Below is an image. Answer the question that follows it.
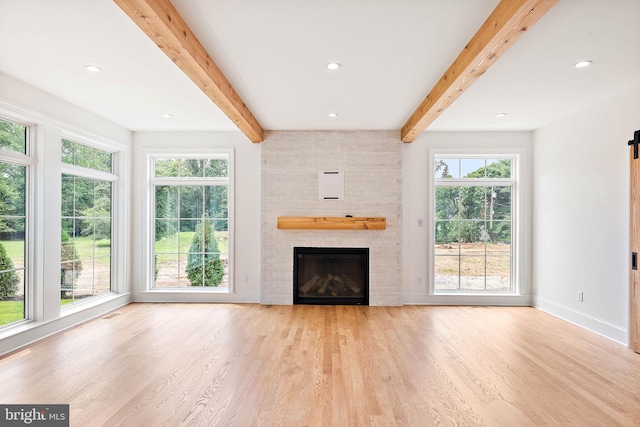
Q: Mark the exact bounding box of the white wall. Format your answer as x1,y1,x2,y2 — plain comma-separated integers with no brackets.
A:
0,73,132,356
403,131,533,305
131,131,261,302
533,85,640,344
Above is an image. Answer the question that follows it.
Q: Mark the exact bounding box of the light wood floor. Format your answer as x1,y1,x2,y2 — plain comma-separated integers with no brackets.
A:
1,304,640,426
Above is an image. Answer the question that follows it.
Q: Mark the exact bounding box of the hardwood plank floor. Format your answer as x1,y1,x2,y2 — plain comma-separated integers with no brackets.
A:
1,304,640,426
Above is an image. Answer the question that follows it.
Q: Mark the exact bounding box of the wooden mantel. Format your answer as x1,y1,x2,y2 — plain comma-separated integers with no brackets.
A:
277,216,386,230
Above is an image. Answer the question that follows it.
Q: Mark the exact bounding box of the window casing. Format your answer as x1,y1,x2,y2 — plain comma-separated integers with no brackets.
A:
432,155,518,294
61,138,116,304
150,154,233,292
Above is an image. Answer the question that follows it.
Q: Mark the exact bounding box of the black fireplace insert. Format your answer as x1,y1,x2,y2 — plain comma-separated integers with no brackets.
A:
293,247,369,305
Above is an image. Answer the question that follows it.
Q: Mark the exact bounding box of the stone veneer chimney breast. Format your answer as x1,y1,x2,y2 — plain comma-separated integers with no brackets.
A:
261,131,402,305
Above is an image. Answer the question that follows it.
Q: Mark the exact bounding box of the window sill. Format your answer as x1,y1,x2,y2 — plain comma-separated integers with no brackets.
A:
0,319,36,342
61,292,129,317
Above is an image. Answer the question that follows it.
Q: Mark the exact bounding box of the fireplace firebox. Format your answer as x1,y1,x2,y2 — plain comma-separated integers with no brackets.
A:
293,247,369,305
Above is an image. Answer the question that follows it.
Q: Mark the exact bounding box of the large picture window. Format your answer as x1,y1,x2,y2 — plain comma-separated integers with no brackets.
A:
61,139,115,304
433,156,516,293
151,155,232,291
0,118,30,327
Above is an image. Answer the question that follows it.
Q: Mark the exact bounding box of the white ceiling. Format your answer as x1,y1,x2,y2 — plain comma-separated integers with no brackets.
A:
0,0,639,136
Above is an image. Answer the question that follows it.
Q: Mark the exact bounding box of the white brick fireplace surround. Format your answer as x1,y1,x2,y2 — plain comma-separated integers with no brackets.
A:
261,131,403,305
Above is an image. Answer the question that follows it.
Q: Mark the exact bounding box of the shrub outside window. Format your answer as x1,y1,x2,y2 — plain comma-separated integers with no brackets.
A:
152,156,232,291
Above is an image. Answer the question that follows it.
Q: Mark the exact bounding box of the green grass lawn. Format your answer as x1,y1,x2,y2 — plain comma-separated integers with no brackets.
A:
155,231,195,251
70,237,111,259
0,239,25,266
0,300,24,326
0,299,74,327
1,235,112,268
1,230,228,266
155,231,228,261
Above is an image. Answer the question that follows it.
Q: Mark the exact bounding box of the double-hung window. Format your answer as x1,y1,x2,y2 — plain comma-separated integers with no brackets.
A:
151,154,232,291
433,156,517,293
61,138,115,304
0,118,32,327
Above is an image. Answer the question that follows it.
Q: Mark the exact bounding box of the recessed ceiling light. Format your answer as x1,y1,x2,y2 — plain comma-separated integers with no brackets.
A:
495,112,507,118
328,112,338,118
161,113,173,118
326,63,341,70
573,60,593,69
84,65,102,72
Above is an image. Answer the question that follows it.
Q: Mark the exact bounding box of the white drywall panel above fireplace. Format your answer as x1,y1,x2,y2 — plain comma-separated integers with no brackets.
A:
261,131,403,305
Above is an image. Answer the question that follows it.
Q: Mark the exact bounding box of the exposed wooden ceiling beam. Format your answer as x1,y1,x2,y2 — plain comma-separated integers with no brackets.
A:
401,0,558,143
114,0,264,143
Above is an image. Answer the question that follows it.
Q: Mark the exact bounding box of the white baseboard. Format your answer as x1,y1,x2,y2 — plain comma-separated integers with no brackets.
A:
532,295,628,346
133,290,260,303
404,293,532,306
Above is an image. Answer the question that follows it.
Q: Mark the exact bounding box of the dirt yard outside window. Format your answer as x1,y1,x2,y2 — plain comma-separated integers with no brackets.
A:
435,242,511,291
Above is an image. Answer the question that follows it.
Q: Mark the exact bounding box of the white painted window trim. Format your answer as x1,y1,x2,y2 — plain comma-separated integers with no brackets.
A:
428,149,526,297
0,150,37,167
144,149,235,294
0,99,131,354
60,164,118,182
